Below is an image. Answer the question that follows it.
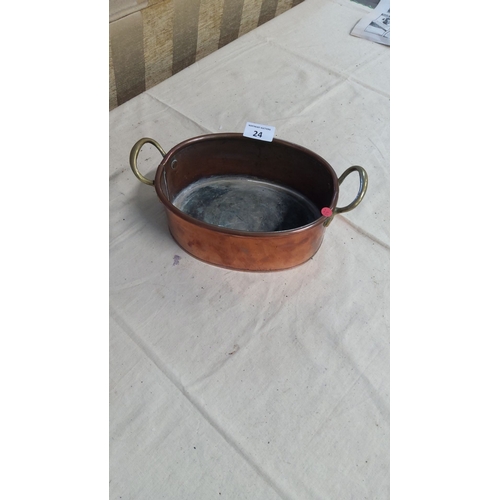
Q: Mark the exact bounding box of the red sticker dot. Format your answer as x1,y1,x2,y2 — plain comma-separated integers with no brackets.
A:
321,207,333,217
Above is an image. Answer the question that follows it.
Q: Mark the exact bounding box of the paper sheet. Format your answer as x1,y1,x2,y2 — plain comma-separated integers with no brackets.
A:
351,0,390,46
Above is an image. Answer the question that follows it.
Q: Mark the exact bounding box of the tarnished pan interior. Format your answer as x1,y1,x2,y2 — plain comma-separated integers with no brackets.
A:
172,175,321,232
157,135,337,233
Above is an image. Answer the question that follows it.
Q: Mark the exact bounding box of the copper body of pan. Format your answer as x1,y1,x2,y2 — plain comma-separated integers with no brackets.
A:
130,133,367,271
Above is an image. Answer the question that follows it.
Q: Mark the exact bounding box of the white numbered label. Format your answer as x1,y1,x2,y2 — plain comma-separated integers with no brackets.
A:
243,122,275,142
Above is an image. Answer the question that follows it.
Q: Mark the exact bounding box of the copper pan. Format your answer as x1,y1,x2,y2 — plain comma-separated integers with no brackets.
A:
129,133,367,271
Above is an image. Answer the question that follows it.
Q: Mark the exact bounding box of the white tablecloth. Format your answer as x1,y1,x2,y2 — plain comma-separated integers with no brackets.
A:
109,0,389,497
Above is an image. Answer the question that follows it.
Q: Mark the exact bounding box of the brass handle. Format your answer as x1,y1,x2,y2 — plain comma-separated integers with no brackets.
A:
129,138,167,186
324,166,368,227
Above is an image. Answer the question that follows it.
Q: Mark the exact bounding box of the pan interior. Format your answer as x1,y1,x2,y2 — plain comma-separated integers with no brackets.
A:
172,175,320,232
